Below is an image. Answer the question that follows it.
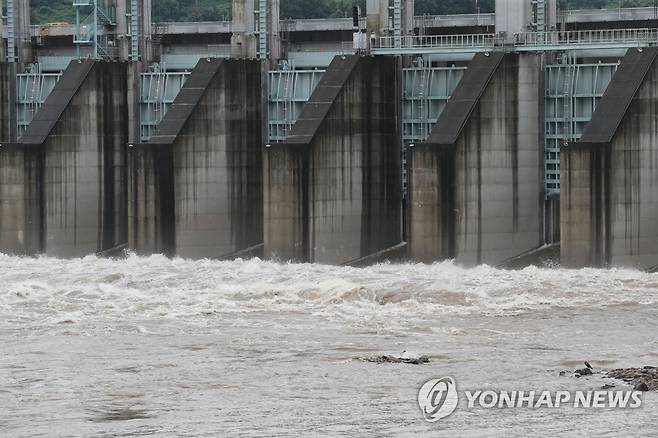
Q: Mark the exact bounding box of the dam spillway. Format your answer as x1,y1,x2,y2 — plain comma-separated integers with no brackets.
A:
1,1,658,269
1,60,128,257
264,55,401,265
129,58,263,259
408,52,543,266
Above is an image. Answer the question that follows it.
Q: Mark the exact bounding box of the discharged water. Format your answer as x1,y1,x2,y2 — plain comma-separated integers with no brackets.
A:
1,254,657,436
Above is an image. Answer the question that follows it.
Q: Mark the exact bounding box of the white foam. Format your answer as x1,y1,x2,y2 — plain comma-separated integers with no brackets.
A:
0,253,657,333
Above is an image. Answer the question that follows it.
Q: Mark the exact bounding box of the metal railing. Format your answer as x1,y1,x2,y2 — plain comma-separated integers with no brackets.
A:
374,33,498,50
514,28,658,46
372,28,658,52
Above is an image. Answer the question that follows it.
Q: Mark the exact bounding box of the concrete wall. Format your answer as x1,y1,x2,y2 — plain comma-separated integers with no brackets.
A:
129,59,263,259
264,55,401,264
456,54,543,265
0,61,129,257
128,144,174,255
367,0,389,35
607,62,658,268
562,48,658,269
41,62,128,257
407,145,454,262
0,63,17,142
263,145,307,261
0,145,41,254
231,0,256,58
495,0,533,42
403,0,415,37
560,143,606,267
408,53,544,266
11,0,33,63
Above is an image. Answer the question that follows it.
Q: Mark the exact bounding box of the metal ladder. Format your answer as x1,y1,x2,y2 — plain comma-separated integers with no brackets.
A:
28,66,40,117
129,0,140,61
393,0,402,48
561,53,576,143
414,59,430,141
256,0,268,60
6,0,16,62
281,65,295,138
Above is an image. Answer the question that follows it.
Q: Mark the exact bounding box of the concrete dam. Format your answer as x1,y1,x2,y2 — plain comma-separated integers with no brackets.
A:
2,0,658,270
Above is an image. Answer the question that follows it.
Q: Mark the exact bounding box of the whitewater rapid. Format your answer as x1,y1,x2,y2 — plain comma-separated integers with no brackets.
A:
1,254,657,436
2,254,658,328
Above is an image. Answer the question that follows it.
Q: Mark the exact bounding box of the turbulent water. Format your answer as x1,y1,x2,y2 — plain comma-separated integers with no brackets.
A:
1,254,657,436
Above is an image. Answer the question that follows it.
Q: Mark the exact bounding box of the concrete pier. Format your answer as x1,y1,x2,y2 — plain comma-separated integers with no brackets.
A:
561,47,658,269
264,55,401,264
129,59,263,259
231,0,256,58
0,60,128,257
408,52,543,265
0,63,17,142
5,4,658,267
0,144,41,254
367,0,389,36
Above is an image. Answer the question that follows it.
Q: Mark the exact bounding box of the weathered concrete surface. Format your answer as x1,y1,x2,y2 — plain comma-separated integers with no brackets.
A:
129,59,263,259
497,244,560,270
231,0,256,58
367,0,389,35
128,144,174,255
264,55,402,264
562,47,658,269
0,144,41,254
264,144,307,261
0,64,35,254
560,143,606,268
0,60,128,257
0,63,17,142
41,62,128,257
408,53,544,266
407,144,455,262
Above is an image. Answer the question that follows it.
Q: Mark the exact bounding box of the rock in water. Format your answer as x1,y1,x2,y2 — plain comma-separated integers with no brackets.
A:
356,354,430,365
575,367,593,377
607,367,658,391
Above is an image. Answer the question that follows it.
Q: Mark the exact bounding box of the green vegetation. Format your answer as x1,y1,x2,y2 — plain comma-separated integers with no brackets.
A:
148,0,231,22
31,0,75,24
28,0,658,25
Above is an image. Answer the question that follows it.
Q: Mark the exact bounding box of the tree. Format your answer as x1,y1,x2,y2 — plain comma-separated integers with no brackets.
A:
28,0,658,24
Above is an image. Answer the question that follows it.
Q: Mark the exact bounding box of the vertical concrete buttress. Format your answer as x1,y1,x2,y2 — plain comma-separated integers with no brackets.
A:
403,0,415,38
408,53,544,266
0,60,129,257
0,63,17,142
0,144,41,255
232,0,256,58
495,0,533,43
367,0,389,36
264,55,402,265
562,47,658,269
15,0,33,63
129,59,263,259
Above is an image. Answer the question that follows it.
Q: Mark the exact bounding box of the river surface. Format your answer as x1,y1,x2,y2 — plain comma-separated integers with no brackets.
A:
1,254,657,437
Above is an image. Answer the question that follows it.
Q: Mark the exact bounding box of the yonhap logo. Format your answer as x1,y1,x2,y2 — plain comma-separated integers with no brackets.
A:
418,377,459,422
417,376,643,423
